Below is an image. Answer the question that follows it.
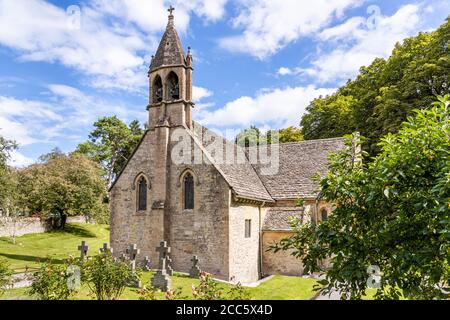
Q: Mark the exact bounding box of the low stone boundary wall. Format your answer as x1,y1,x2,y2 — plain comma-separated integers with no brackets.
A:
0,217,51,237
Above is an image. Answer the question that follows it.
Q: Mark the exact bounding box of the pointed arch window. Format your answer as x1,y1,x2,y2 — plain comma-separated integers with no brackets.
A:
320,208,328,222
184,173,194,210
167,72,180,101
138,177,148,211
153,75,163,103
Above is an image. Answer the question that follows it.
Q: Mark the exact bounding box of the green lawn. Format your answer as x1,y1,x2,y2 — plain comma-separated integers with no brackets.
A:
0,223,319,300
1,272,318,300
0,223,109,271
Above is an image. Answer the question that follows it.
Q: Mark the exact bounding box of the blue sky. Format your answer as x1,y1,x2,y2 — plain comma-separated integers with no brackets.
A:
0,0,449,166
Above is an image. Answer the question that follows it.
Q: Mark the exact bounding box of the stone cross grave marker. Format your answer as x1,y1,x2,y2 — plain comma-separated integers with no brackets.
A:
77,241,89,260
166,255,174,276
151,241,171,291
126,244,141,288
99,243,113,254
126,244,140,270
189,255,201,278
143,256,151,271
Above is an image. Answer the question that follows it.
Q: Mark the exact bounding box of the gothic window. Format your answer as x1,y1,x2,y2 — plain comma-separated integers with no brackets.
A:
153,75,163,103
184,173,194,210
167,71,180,101
321,208,328,222
245,219,251,238
138,177,147,211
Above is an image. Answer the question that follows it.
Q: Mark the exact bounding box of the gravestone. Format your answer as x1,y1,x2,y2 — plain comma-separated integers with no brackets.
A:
99,243,113,254
143,256,151,271
189,255,201,278
126,244,141,288
77,241,89,260
151,241,171,291
166,255,174,276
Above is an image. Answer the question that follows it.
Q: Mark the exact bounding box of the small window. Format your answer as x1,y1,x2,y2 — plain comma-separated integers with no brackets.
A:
321,209,328,221
184,173,194,210
138,177,147,211
245,219,251,238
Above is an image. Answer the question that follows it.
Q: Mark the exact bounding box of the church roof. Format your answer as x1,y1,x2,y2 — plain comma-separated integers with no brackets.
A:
192,122,274,202
249,138,346,200
262,207,306,231
192,123,345,202
150,13,186,71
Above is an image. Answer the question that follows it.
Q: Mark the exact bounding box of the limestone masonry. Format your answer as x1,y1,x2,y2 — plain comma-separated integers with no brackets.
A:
109,10,345,283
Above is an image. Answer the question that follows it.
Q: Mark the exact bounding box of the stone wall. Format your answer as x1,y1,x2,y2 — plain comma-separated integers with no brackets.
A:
262,231,304,276
228,202,262,283
110,128,231,280
0,217,51,237
167,158,230,280
110,131,162,268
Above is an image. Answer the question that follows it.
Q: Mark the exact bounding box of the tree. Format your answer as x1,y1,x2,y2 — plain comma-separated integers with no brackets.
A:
300,18,450,156
0,136,19,219
235,125,304,147
18,153,109,225
0,258,12,296
274,96,450,300
75,117,144,186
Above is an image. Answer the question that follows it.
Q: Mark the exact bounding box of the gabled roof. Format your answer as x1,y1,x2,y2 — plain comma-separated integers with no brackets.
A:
192,122,274,202
150,14,186,71
262,207,306,231
250,138,345,200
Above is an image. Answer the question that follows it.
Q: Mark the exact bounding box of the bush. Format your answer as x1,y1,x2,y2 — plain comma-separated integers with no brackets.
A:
0,258,12,296
29,262,77,300
83,252,133,300
192,272,224,300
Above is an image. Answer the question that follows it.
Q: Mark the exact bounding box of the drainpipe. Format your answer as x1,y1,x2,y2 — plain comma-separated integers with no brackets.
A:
259,202,265,279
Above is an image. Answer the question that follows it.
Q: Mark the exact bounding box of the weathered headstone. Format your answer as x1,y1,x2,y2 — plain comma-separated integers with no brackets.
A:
126,244,141,288
143,256,151,271
126,244,140,270
77,241,89,260
166,255,174,276
189,255,201,278
99,243,113,254
151,241,171,291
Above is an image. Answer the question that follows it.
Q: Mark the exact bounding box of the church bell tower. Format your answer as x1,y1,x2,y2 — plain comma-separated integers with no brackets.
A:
147,6,194,130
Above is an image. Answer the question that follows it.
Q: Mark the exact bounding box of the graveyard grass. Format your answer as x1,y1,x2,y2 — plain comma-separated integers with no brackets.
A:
0,223,110,271
0,223,319,300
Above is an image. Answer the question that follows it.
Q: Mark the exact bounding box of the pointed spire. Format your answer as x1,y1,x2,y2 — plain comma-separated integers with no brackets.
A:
149,6,186,71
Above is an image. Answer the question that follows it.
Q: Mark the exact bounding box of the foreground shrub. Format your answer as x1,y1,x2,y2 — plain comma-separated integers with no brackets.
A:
273,96,450,300
83,252,133,300
29,262,76,300
0,258,12,296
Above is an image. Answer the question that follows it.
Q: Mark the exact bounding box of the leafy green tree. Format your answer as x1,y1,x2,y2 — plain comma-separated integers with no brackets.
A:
301,95,355,140
236,125,304,147
75,117,144,186
301,18,450,156
274,96,450,300
18,153,108,224
0,136,19,218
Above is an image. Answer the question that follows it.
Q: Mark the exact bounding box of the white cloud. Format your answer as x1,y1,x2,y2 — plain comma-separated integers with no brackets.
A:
0,84,147,163
302,4,423,83
277,67,293,76
197,85,336,128
0,0,229,92
193,86,213,102
219,0,363,59
8,150,34,168
0,96,63,145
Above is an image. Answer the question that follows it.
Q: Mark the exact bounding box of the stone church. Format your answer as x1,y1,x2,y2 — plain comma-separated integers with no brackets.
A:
109,10,345,283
